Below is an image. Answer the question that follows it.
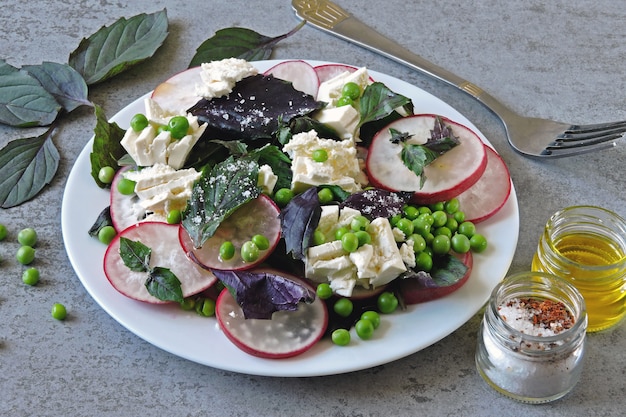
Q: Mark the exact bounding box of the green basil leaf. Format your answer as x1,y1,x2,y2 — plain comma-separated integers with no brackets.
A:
401,143,438,188
88,206,113,237
23,62,92,113
69,9,169,85
358,82,413,128
90,104,127,188
145,267,183,303
182,156,261,248
0,59,61,127
0,128,60,208
119,237,151,272
189,21,305,68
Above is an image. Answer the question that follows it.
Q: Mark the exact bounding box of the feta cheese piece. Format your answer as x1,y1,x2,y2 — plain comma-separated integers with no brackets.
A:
316,67,370,107
400,241,416,268
368,217,407,287
313,105,359,140
195,58,258,99
120,99,206,170
283,130,367,193
257,164,278,195
123,163,200,216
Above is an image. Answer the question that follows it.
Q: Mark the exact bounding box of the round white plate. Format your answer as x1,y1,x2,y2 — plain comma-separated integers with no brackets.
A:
62,60,519,377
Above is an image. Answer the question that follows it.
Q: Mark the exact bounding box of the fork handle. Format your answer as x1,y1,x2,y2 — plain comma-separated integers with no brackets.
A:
312,14,516,121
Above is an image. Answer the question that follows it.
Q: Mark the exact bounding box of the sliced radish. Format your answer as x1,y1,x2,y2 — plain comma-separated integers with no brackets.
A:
179,194,281,271
104,222,217,303
110,166,148,232
399,251,473,305
314,63,360,84
264,60,320,97
151,67,203,115
215,269,328,359
366,114,487,205
456,145,512,223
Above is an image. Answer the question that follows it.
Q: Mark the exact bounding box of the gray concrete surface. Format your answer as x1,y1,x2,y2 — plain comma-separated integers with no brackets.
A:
1,1,624,416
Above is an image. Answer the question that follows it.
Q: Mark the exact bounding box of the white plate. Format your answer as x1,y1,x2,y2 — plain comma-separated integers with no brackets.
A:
62,60,519,377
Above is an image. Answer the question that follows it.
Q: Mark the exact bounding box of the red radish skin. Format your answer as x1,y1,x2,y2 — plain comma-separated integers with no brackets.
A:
179,194,281,271
366,114,487,205
400,251,473,305
264,60,320,97
104,222,217,303
455,145,512,223
215,270,328,359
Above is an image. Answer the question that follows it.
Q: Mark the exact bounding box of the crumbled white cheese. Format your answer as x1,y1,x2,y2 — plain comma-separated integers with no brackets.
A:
195,58,258,99
316,67,370,107
304,209,406,297
120,99,206,170
283,130,367,193
123,163,200,217
257,164,278,195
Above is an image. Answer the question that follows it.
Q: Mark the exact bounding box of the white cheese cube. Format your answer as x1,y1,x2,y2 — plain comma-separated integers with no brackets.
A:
316,67,370,107
195,58,258,99
313,105,359,140
367,217,407,287
257,164,278,195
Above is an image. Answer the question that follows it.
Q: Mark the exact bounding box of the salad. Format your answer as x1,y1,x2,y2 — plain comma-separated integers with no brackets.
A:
87,58,512,360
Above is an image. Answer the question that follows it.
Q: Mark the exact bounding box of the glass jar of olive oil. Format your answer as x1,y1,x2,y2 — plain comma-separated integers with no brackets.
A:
532,206,626,332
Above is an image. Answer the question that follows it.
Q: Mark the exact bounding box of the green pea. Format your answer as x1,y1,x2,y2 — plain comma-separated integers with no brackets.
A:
453,211,466,223
333,298,354,317
130,113,148,131
51,303,67,320
17,228,37,247
445,217,458,234
251,234,270,250
22,267,40,286
451,233,471,254
16,246,35,265
273,188,294,207
355,319,375,340
470,234,488,253
331,328,351,346
377,291,398,314
313,230,326,246
166,209,182,224
458,221,476,238
180,298,196,311
355,230,371,246
432,234,451,255
316,283,333,300
98,166,116,184
417,212,434,226
415,251,433,272
389,213,402,227
341,232,359,253
350,215,370,232
444,198,460,214
412,217,432,237
341,82,361,100
403,205,420,220
430,202,445,212
0,224,7,241
240,241,260,262
334,226,350,240
317,188,334,204
98,226,116,245
336,96,353,107
311,148,328,162
434,226,452,238
395,218,414,238
168,115,190,139
195,298,216,317
409,234,427,252
117,178,136,195
219,241,236,261
432,210,448,228
361,310,380,329
418,206,432,215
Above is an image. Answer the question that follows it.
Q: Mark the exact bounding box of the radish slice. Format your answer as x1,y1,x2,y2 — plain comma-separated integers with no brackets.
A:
151,67,203,115
110,166,148,232
216,269,328,359
456,145,512,223
179,194,281,271
314,63,360,83
264,60,320,97
399,251,473,305
104,222,217,303
366,114,487,205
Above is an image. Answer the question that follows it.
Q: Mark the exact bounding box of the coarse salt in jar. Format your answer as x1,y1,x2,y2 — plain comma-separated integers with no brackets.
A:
475,271,587,403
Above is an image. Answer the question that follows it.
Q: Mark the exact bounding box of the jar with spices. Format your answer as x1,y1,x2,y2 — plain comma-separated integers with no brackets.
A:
475,271,587,404
531,205,626,332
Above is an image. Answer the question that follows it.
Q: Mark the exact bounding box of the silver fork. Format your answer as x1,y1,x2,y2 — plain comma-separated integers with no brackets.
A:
292,0,626,158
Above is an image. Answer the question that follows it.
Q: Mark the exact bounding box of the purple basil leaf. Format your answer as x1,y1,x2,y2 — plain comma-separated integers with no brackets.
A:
402,254,468,288
278,187,321,260
340,188,412,219
212,269,315,319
